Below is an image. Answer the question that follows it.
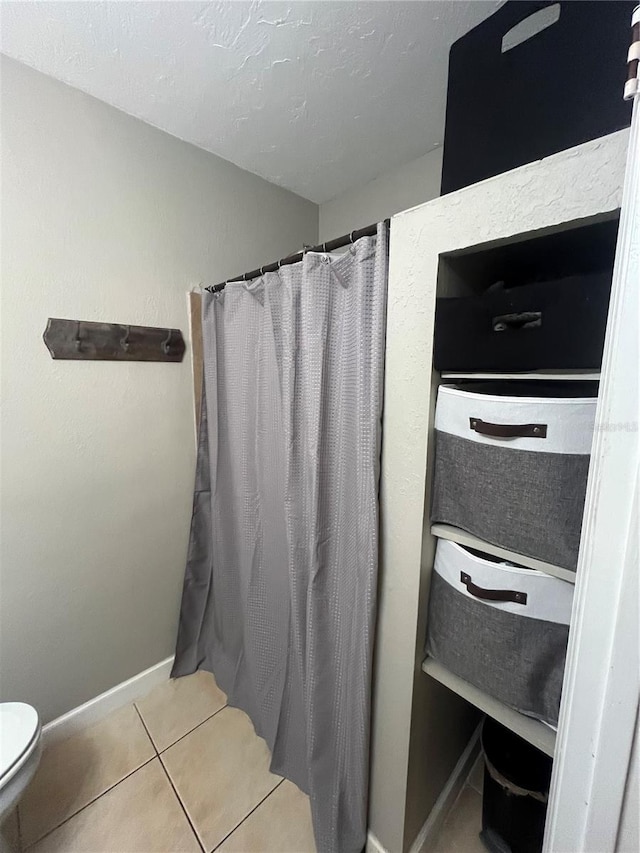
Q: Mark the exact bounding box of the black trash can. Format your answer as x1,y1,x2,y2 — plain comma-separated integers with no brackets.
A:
480,718,553,853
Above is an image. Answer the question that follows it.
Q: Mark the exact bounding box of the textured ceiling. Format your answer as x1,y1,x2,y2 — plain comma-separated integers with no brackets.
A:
0,1,501,203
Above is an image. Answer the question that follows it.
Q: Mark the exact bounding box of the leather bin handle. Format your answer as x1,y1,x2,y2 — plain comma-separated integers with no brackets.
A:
469,418,547,439
492,311,542,332
460,572,528,605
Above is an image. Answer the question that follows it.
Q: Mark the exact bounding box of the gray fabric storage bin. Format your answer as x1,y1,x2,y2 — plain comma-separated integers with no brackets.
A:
431,382,598,570
426,539,573,726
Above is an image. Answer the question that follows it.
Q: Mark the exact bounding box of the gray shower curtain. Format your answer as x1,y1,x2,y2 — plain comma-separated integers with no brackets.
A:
172,224,388,853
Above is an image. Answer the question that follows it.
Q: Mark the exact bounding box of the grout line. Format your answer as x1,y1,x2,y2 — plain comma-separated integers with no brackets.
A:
157,751,206,853
132,702,160,755
23,696,265,853
211,778,286,852
22,756,157,851
22,694,227,852
157,703,229,755
131,699,208,847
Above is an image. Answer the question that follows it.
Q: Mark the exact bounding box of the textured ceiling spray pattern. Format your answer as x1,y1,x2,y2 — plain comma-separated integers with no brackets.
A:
1,1,501,202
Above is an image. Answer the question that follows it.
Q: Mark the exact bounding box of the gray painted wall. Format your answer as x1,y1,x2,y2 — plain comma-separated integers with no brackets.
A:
0,56,318,723
319,147,443,242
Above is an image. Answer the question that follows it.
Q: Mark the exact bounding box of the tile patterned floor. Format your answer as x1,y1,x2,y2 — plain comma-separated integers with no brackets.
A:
15,673,316,853
9,673,485,853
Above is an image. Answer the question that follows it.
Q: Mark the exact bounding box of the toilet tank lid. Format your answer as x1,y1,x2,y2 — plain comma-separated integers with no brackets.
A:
0,703,40,778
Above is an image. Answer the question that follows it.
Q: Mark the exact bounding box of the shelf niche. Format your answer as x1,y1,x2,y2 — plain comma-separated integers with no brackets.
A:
436,213,620,299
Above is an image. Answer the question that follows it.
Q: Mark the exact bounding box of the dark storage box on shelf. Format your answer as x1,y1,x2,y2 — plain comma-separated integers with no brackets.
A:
441,0,634,195
425,540,573,727
431,381,598,570
434,273,610,372
434,218,617,372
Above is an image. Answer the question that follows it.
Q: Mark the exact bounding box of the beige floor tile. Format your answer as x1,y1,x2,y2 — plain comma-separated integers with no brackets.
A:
1,808,20,850
433,786,485,853
28,759,200,853
162,706,281,852
136,671,226,752
468,755,485,794
19,703,155,848
218,780,316,853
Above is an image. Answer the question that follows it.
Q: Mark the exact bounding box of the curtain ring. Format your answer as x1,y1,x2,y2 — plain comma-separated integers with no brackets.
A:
322,242,327,252
75,321,83,353
350,231,356,244
277,258,282,269
120,324,131,352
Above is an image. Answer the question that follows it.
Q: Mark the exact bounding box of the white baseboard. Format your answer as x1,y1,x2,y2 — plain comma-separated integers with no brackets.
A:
366,831,389,853
43,656,174,745
408,724,483,853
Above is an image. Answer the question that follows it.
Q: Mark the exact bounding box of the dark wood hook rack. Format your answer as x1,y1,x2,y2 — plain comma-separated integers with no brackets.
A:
43,318,186,362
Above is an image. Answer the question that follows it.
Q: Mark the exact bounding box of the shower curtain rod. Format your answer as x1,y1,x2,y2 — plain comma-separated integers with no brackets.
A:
205,219,390,293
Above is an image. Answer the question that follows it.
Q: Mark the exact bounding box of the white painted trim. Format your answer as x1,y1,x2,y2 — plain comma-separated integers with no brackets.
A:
409,725,482,853
441,371,601,382
366,831,389,853
423,658,556,756
544,100,640,853
42,657,174,746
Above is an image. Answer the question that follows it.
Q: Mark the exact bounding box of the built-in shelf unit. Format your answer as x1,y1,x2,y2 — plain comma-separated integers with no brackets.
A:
430,524,577,584
440,371,600,382
424,205,619,767
370,129,630,853
421,658,556,758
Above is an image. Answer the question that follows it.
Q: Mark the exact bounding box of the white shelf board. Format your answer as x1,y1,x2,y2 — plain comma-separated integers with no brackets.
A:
422,658,557,757
430,523,576,584
440,371,600,381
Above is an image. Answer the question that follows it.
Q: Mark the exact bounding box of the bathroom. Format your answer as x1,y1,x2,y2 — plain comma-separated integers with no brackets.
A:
0,2,638,853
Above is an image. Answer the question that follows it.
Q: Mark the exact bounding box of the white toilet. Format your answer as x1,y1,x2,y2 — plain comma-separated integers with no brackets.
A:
0,703,42,851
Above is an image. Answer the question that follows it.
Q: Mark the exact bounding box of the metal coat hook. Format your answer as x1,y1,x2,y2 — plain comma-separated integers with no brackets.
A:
162,328,174,355
120,325,131,352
